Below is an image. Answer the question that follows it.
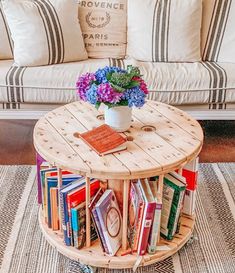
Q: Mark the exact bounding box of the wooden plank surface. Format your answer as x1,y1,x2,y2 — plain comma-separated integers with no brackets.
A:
34,101,203,179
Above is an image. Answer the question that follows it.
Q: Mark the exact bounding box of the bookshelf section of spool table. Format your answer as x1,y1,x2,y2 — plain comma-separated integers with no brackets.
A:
34,100,204,269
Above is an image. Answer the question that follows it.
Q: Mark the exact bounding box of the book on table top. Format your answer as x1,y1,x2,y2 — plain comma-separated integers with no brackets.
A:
160,172,186,240
94,189,122,256
147,177,162,254
79,124,127,156
137,179,156,256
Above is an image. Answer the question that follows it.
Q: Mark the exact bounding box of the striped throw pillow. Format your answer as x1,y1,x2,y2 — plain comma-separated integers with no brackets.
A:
2,0,88,66
0,3,13,60
202,0,235,63
127,0,202,62
78,0,127,59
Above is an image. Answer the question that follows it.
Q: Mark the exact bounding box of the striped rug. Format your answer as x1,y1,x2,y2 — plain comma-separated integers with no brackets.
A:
0,164,235,273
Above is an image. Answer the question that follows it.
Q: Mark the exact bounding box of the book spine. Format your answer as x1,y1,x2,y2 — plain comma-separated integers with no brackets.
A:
137,202,156,255
147,203,162,254
90,213,105,252
133,200,144,252
92,208,109,254
71,208,79,248
36,153,45,204
172,190,185,236
60,191,71,246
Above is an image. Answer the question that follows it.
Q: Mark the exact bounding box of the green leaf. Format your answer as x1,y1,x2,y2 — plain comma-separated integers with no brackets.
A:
95,101,101,110
125,81,140,89
110,83,125,93
106,72,113,81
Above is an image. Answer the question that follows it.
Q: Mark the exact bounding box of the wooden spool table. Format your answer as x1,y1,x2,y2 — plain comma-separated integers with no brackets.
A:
33,100,203,269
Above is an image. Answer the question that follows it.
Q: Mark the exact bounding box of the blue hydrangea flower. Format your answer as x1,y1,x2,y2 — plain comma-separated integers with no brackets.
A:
122,87,146,108
86,84,98,105
95,66,125,84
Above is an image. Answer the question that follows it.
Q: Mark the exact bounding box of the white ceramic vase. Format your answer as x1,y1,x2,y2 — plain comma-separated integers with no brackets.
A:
104,106,132,132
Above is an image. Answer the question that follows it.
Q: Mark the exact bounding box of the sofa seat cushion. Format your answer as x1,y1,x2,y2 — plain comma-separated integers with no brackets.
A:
0,59,131,105
136,60,235,109
0,59,235,110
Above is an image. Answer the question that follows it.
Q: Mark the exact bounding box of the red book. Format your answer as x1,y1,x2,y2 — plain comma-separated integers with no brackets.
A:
182,157,199,191
136,179,156,255
78,124,127,156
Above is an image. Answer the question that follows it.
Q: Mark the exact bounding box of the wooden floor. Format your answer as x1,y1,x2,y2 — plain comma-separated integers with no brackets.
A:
0,120,235,165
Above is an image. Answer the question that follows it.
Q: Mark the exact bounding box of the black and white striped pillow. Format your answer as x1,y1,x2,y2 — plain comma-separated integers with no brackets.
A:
127,0,202,62
2,0,88,66
202,0,235,63
0,3,13,60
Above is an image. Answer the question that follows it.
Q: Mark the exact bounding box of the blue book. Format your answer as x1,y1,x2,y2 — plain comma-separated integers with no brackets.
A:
46,177,78,228
60,179,85,246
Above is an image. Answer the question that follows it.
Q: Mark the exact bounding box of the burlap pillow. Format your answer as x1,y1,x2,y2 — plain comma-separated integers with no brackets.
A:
0,3,13,60
78,0,127,59
3,0,88,66
127,0,202,62
202,0,235,63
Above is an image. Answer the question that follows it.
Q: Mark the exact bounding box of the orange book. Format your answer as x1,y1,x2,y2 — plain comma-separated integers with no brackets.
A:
50,188,59,231
79,124,127,156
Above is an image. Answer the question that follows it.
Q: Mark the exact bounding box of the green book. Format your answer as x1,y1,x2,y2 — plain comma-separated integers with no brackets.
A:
160,172,186,240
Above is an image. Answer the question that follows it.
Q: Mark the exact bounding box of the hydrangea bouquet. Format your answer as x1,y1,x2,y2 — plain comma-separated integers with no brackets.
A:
76,65,149,109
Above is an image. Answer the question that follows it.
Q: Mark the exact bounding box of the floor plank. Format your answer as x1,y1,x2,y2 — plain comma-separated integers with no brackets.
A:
0,120,234,164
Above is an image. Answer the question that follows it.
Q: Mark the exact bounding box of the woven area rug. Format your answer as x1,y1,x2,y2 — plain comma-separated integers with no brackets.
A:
0,164,235,273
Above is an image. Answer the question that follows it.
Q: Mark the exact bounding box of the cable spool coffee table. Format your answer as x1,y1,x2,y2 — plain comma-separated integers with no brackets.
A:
34,100,203,270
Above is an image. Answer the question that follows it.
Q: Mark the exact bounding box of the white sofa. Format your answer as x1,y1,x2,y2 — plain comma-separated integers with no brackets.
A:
1,0,235,120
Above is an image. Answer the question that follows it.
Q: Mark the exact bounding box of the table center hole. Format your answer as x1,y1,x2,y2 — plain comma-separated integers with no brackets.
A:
96,114,104,120
141,125,156,132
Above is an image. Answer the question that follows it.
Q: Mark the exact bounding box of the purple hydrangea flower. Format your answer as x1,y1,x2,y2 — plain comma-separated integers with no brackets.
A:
76,72,96,101
97,83,122,104
122,87,146,107
86,84,98,105
95,66,125,84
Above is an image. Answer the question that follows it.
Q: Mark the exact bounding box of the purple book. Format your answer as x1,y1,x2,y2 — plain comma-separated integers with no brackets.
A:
36,152,46,204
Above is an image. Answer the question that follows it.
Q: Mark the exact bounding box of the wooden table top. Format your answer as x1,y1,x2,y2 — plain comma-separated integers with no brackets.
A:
33,101,204,180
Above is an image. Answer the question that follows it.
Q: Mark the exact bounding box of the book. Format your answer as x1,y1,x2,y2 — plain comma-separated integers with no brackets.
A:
45,175,81,228
89,188,106,251
132,182,145,252
36,154,47,204
60,179,86,246
160,172,186,240
182,157,199,191
50,188,59,231
66,179,100,246
78,124,127,156
181,157,199,215
183,189,197,215
71,200,98,249
137,179,156,255
147,178,162,254
95,189,122,256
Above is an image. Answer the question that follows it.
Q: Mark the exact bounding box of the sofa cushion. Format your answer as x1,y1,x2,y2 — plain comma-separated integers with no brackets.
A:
78,0,127,59
135,60,235,109
0,59,235,110
0,3,13,60
127,0,202,62
2,0,88,67
202,0,235,63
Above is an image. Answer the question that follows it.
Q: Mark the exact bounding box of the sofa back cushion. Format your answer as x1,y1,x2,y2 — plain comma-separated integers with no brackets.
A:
127,0,202,62
2,0,88,67
0,3,13,60
78,0,127,59
202,0,235,63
